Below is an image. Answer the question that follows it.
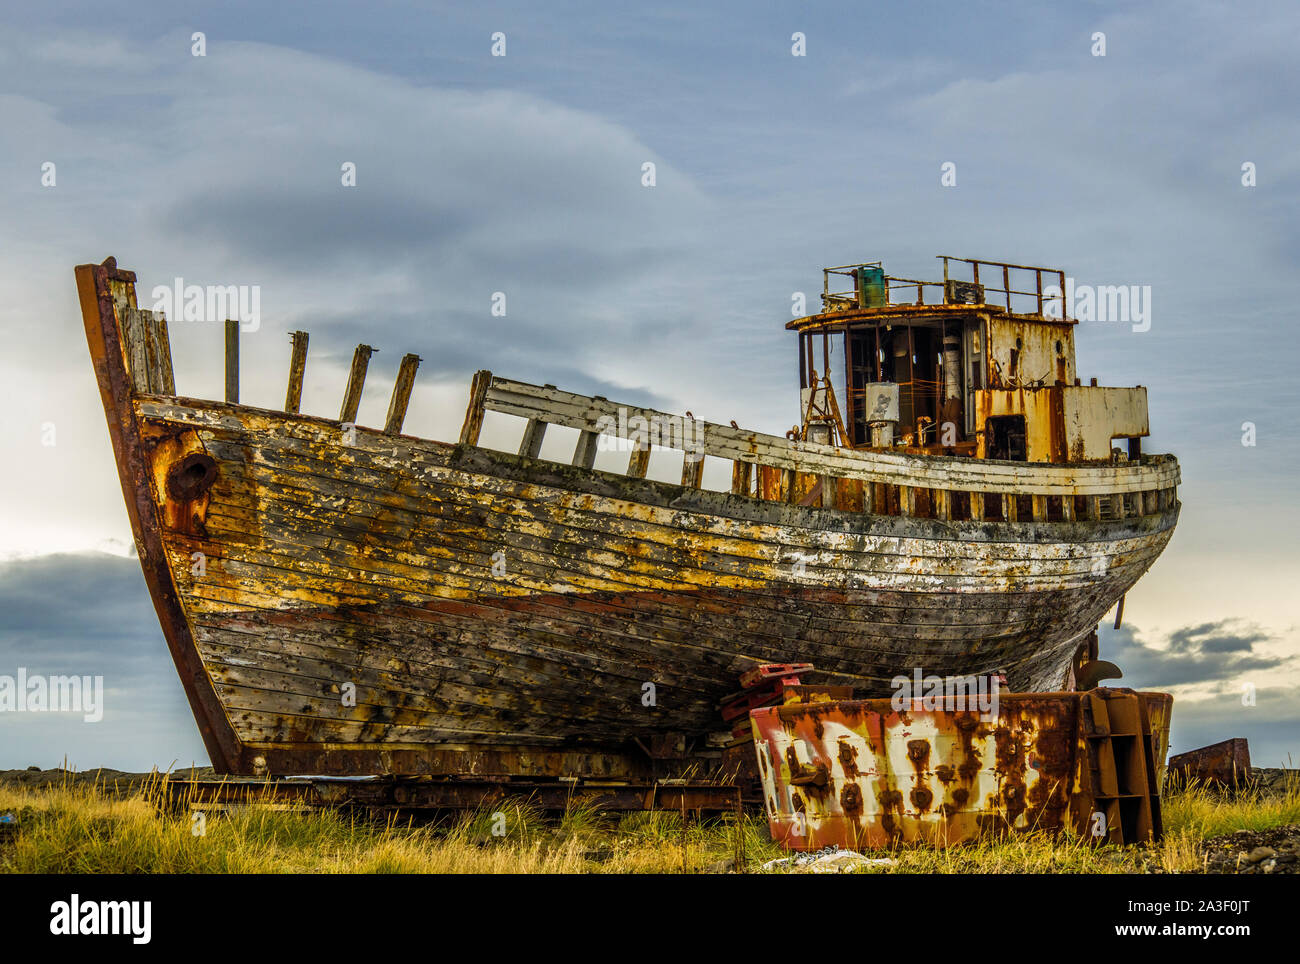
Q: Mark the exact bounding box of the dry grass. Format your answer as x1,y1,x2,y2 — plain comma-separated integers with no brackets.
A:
0,771,1294,874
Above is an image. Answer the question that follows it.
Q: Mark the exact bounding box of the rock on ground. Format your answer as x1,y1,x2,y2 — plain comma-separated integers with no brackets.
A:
1201,825,1300,875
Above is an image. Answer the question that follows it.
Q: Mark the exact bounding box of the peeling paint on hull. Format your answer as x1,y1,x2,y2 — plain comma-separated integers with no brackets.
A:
146,398,1175,757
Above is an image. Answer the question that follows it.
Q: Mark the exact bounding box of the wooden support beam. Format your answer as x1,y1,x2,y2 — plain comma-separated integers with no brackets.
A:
819,475,836,509
459,370,492,446
122,308,150,392
731,460,752,497
1004,494,1018,522
518,419,547,459
123,308,175,394
899,485,915,517
146,313,175,394
933,489,951,521
140,315,161,392
1031,494,1048,522
1061,494,1075,522
969,491,984,521
627,445,650,479
285,331,309,413
384,353,421,435
340,344,375,424
224,319,240,404
573,430,599,469
681,454,704,488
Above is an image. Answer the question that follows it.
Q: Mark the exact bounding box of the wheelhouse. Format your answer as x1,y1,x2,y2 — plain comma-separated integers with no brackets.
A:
790,256,1149,463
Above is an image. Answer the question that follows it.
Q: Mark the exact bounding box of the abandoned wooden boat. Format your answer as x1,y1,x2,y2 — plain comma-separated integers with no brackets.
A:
78,255,1179,778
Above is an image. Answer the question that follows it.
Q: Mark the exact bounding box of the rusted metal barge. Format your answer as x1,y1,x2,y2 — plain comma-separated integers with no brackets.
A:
79,254,1179,782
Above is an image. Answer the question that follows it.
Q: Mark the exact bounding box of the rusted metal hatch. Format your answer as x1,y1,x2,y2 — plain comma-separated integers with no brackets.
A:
752,688,1172,851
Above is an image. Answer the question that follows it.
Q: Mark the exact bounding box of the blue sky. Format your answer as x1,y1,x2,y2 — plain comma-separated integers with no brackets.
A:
1,1,1296,770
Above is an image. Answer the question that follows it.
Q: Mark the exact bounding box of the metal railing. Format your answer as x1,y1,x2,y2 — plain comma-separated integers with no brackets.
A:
939,256,1067,319
820,257,1068,319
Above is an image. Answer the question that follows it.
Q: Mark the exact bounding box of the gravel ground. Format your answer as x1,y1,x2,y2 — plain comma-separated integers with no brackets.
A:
1201,825,1300,875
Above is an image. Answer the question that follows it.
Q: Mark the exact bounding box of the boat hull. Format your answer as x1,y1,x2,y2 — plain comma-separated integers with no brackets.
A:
76,258,1180,778
138,397,1176,773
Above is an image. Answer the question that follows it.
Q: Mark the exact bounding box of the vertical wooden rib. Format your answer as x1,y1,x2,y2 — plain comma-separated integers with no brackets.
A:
969,491,984,522
459,370,492,446
384,353,421,435
1031,495,1048,522
131,309,175,396
1061,494,1075,521
141,314,162,393
730,460,752,496
627,446,651,478
339,344,374,424
519,419,547,459
819,474,836,509
934,489,951,521
154,315,176,395
123,308,155,393
681,454,704,488
285,330,309,413
899,485,915,517
224,319,239,404
573,430,599,469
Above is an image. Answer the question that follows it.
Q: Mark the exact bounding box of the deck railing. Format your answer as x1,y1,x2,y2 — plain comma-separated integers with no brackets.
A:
463,373,1179,524
820,257,1069,319
110,291,1172,526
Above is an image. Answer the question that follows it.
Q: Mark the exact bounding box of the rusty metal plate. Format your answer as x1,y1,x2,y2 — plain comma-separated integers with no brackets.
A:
751,689,1172,851
1168,737,1250,787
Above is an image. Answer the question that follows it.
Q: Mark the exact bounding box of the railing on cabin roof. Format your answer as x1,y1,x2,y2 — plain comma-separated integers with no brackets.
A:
820,257,1069,320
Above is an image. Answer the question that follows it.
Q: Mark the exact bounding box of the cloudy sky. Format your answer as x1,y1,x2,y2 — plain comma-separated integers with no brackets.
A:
1,1,1296,771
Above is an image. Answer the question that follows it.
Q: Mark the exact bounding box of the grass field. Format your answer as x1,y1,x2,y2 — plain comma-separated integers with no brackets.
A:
1,773,1296,874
